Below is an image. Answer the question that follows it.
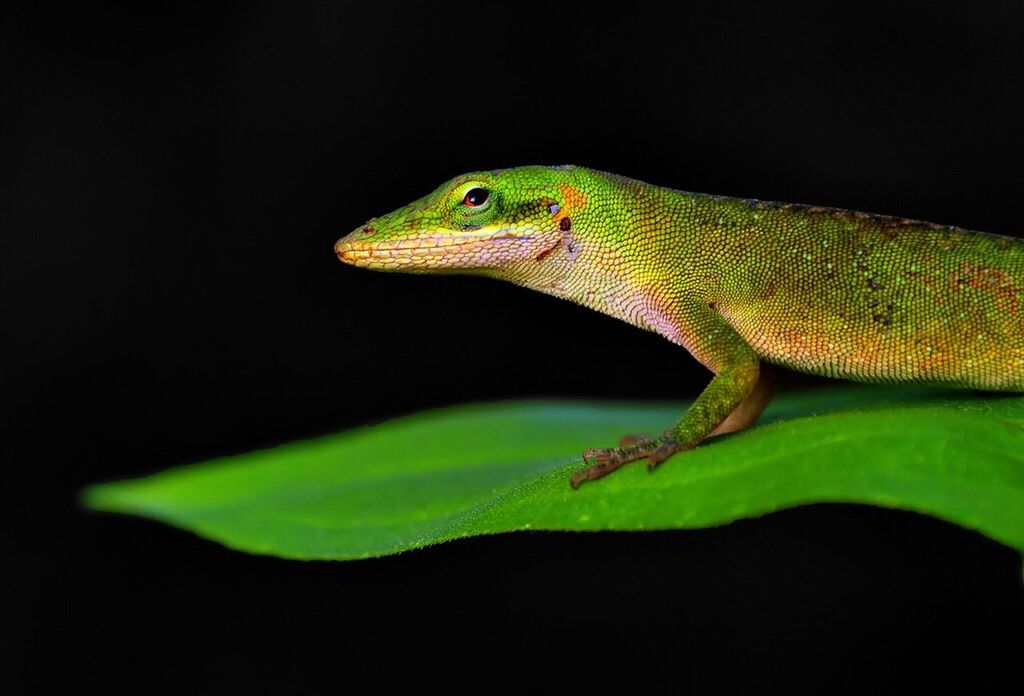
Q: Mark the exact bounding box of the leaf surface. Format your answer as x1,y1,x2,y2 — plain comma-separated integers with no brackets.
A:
83,386,1024,559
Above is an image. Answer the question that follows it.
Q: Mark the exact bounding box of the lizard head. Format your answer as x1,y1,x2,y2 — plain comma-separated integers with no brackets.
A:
335,166,580,274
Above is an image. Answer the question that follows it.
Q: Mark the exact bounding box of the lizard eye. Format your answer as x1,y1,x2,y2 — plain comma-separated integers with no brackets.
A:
461,187,490,208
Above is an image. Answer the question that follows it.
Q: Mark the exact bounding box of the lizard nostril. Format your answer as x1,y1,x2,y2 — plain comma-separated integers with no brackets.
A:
360,226,375,235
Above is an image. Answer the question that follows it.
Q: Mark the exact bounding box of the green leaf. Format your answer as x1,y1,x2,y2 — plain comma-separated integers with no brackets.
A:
82,385,1024,560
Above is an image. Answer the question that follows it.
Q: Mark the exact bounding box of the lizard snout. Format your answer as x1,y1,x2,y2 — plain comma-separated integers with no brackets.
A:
334,234,352,261
334,234,353,262
334,223,375,263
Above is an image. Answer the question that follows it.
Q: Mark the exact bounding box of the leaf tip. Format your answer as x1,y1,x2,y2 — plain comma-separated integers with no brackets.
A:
79,481,133,514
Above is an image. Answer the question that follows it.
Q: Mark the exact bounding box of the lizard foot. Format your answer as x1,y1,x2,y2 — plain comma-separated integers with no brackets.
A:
618,433,653,447
571,434,683,489
645,440,682,471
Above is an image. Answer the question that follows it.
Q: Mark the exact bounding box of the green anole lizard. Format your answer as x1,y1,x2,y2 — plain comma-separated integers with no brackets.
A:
335,166,1024,487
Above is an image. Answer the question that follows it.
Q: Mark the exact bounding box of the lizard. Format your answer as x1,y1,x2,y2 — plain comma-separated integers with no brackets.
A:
334,165,1024,488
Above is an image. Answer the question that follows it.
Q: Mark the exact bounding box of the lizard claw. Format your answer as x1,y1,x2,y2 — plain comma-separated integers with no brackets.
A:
573,447,631,488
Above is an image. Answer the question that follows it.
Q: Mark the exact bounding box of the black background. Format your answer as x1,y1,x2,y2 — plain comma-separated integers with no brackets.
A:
5,2,1024,692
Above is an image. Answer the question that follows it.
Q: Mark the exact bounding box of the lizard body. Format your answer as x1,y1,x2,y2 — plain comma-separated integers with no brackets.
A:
335,166,1024,486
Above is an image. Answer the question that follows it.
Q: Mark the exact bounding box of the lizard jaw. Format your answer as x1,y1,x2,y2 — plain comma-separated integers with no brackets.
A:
334,228,555,271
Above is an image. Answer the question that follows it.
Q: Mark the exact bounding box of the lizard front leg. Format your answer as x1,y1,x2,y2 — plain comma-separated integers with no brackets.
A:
708,363,775,437
571,306,763,488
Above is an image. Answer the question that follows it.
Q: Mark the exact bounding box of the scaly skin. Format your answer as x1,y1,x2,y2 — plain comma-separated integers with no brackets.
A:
335,165,1024,487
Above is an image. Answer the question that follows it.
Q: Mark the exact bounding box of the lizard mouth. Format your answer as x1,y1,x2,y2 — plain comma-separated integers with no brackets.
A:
334,229,545,270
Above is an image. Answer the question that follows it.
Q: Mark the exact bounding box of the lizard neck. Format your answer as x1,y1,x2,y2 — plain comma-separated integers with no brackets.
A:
487,169,705,346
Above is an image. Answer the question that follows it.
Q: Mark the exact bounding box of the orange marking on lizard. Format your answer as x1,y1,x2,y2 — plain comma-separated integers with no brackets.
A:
951,263,1020,316
559,184,588,215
